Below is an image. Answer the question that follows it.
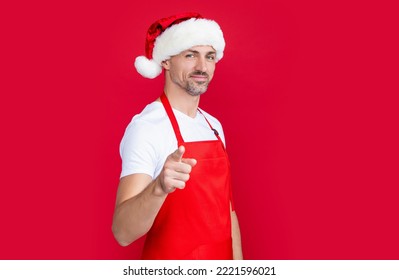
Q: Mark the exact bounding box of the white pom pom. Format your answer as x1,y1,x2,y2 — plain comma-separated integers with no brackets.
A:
134,56,162,79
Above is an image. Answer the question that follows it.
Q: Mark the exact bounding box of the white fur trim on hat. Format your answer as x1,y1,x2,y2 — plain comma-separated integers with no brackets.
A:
135,18,225,79
153,18,225,65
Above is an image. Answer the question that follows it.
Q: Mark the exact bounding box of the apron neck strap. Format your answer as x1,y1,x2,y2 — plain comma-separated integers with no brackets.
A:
160,92,185,145
160,92,222,144
197,108,222,142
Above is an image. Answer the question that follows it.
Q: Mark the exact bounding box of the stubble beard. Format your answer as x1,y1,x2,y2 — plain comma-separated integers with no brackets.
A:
186,80,209,96
172,71,210,96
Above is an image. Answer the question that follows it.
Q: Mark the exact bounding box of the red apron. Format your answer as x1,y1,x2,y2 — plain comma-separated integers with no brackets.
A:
141,93,233,260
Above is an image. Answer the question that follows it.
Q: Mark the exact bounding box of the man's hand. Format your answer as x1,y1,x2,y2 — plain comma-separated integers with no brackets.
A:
158,146,197,194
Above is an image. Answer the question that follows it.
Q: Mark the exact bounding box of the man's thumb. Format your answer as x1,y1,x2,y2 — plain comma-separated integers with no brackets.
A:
170,146,185,162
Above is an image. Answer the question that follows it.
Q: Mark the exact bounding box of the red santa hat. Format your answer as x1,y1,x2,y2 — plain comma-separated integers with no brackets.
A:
134,12,226,79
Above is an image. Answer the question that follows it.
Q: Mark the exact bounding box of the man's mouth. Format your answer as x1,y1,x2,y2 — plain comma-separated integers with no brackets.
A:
190,72,208,82
191,76,208,82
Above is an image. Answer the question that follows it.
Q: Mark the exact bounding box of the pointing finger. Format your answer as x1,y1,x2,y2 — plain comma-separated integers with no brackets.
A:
182,158,197,167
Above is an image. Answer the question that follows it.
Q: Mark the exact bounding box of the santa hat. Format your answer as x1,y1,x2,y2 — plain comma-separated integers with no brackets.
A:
134,12,225,79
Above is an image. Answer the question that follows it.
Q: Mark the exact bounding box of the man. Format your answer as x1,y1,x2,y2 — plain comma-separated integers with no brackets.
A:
112,12,242,260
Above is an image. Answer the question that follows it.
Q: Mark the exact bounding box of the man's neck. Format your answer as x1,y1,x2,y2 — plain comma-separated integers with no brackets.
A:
163,87,200,118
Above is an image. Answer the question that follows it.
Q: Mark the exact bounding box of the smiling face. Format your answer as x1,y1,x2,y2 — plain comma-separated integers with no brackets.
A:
163,45,217,96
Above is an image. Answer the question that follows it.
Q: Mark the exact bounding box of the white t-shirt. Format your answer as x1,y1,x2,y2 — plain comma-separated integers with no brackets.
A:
120,101,225,179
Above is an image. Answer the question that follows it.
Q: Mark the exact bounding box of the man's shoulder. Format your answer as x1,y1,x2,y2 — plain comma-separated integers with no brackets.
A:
123,101,172,142
131,101,166,124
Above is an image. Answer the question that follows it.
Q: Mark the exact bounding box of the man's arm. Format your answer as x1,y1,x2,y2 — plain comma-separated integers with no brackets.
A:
231,210,243,259
112,173,166,246
112,146,196,246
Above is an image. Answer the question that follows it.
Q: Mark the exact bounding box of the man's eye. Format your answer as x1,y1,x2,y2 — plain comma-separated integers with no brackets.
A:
185,54,194,58
207,55,215,60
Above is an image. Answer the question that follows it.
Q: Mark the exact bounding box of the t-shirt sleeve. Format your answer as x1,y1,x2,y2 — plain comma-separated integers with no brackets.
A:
119,120,158,178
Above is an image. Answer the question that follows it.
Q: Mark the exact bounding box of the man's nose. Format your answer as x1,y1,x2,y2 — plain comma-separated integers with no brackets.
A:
195,57,207,72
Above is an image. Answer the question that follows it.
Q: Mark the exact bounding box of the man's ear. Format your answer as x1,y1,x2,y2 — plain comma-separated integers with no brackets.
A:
162,60,170,70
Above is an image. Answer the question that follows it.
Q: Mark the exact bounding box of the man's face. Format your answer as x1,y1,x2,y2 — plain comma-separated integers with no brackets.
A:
164,45,216,96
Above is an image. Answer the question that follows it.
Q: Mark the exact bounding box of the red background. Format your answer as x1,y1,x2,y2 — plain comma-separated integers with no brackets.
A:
1,0,398,259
